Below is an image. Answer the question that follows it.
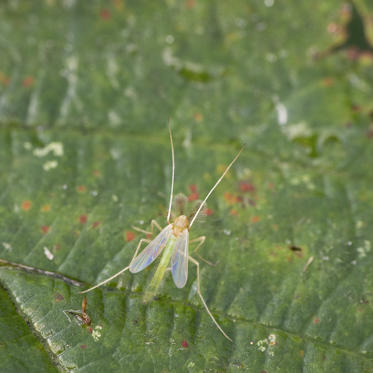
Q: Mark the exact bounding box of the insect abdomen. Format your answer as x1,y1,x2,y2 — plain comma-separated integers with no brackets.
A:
143,235,176,303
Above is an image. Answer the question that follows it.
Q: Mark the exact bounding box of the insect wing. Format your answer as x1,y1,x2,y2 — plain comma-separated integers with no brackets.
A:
171,229,189,288
129,225,172,273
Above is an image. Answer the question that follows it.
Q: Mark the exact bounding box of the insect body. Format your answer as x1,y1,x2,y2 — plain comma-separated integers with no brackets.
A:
63,296,91,326
130,215,189,303
81,125,242,341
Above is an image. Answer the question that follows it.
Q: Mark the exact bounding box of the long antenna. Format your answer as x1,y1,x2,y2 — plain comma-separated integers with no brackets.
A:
189,148,243,228
166,120,175,224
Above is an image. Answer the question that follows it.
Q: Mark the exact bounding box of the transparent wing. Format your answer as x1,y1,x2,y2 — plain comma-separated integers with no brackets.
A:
129,224,172,273
171,229,189,288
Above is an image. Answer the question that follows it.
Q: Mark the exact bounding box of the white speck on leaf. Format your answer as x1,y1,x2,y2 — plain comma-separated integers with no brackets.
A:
92,325,103,341
43,160,58,171
2,242,12,251
43,246,54,260
33,142,64,157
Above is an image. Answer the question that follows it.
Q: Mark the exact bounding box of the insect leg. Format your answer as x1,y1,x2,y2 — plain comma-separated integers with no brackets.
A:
80,238,150,294
189,236,206,254
150,219,163,232
188,256,232,341
131,219,162,236
190,236,215,267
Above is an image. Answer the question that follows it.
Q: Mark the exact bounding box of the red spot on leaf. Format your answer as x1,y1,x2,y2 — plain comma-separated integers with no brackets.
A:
88,327,93,334
21,200,32,211
77,185,86,193
126,231,136,242
22,76,35,87
146,233,153,239
235,195,243,203
79,215,87,224
313,317,320,324
251,216,260,223
204,208,213,216
80,344,87,349
239,181,255,193
41,226,50,234
188,192,199,201
230,209,238,216
55,293,64,302
92,221,101,229
181,339,189,348
100,8,111,20
189,184,197,193
322,77,334,87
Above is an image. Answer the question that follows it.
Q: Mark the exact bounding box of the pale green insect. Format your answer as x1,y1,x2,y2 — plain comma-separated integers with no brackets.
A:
81,125,242,341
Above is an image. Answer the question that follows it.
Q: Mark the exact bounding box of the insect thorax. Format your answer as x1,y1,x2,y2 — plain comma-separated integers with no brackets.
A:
172,215,189,236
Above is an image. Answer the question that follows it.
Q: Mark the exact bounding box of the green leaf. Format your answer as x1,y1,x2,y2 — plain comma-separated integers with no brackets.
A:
1,1,373,372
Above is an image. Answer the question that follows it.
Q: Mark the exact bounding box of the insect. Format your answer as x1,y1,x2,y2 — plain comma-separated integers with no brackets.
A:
63,296,91,326
81,125,242,341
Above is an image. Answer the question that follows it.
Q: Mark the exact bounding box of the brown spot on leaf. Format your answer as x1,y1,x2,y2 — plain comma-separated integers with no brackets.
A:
41,204,51,212
100,8,111,20
55,293,64,302
224,192,236,205
77,185,86,193
22,76,35,87
0,72,10,86
289,245,302,252
230,209,238,216
322,77,334,87
186,0,196,9
193,112,203,122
